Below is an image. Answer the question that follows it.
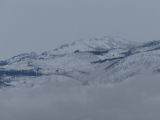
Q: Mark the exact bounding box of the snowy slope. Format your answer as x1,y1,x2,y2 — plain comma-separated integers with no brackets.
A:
0,36,160,87
41,36,137,56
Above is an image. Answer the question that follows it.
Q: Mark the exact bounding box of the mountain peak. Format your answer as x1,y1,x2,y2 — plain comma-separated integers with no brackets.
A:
41,36,138,57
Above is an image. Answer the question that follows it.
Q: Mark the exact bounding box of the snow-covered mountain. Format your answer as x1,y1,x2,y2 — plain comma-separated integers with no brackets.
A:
0,36,160,88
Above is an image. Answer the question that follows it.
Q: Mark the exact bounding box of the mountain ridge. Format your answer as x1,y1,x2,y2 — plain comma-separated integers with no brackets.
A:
0,36,160,88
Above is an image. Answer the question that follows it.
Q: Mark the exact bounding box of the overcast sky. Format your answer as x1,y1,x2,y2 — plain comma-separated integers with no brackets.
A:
0,0,160,59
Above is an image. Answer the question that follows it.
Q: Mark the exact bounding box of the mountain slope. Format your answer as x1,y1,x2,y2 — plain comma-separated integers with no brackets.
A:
0,36,160,87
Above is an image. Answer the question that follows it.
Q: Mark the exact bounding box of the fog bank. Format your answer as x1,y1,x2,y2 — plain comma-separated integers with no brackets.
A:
0,72,160,120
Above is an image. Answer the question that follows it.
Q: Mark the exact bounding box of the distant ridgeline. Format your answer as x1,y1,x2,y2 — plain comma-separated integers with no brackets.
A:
0,37,160,87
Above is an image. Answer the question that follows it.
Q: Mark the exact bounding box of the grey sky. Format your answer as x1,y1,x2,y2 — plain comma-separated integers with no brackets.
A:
0,0,160,59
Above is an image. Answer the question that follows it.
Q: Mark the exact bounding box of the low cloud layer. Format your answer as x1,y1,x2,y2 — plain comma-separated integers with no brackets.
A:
0,71,160,120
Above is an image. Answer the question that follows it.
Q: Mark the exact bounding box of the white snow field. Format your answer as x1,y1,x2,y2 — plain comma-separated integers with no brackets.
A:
0,36,160,87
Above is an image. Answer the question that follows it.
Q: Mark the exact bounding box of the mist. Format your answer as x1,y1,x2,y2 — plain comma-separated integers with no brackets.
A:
0,71,160,120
